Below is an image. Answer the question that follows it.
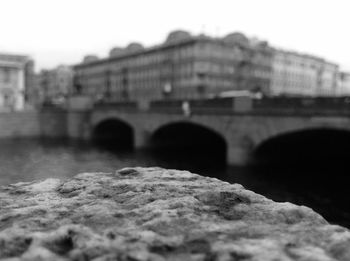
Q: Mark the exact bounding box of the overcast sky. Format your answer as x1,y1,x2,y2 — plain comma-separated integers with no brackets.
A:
1,0,349,71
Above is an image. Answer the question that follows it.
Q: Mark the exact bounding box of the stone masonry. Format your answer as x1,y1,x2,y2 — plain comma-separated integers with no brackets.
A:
0,167,350,260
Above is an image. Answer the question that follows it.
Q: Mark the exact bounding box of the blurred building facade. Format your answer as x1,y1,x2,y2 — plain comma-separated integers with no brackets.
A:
26,73,41,106
73,30,343,102
270,49,339,97
0,53,35,111
39,65,74,103
74,31,273,102
337,72,350,96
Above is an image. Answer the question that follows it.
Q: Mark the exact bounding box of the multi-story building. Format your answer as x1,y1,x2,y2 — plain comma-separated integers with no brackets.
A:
270,49,339,97
336,71,350,96
26,73,42,106
39,65,74,103
74,31,273,102
0,53,35,110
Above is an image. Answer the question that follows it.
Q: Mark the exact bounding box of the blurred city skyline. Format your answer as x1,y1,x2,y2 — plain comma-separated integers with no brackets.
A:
1,0,349,71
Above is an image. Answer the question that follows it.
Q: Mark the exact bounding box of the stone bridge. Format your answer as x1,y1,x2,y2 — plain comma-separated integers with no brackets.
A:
67,99,350,165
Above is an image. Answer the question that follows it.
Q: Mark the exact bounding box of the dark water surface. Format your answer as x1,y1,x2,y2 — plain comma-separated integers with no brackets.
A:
0,138,349,228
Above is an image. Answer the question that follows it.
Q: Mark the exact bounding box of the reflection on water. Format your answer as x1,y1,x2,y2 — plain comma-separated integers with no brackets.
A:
0,138,350,228
0,138,158,185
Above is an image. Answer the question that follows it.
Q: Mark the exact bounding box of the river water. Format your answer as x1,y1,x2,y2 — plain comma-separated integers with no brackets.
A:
0,138,349,228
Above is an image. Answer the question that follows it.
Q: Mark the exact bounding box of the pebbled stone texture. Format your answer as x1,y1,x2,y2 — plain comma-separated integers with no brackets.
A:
0,167,350,260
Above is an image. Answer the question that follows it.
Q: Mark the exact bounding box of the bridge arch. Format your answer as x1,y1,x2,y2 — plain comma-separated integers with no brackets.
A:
252,127,350,166
150,121,228,165
91,118,134,150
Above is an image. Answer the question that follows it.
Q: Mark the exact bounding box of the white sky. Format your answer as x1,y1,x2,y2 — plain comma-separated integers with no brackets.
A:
1,0,349,71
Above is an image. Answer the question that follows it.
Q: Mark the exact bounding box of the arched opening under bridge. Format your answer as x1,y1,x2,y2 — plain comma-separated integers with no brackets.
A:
253,128,350,168
250,128,350,226
92,119,134,151
150,122,227,170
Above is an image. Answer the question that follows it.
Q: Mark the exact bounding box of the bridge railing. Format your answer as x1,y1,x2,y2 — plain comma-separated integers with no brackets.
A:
252,97,350,116
92,96,350,116
148,100,185,114
93,101,138,111
149,98,246,114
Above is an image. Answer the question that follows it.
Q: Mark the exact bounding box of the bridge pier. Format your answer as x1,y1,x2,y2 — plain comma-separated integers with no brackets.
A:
227,146,251,165
226,135,254,166
66,96,93,140
134,129,151,149
67,111,91,140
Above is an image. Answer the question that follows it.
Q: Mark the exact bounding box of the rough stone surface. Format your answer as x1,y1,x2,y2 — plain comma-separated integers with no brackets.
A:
0,167,350,260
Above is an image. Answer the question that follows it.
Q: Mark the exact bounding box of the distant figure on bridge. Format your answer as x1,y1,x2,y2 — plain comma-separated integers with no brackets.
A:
182,101,191,117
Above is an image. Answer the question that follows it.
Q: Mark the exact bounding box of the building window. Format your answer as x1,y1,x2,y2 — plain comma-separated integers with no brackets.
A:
3,68,11,83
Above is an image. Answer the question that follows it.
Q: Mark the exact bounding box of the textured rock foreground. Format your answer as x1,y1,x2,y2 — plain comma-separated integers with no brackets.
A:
1,168,350,261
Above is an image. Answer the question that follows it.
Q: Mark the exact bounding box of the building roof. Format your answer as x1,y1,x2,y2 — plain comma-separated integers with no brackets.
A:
340,71,350,76
74,31,271,70
272,47,338,67
0,53,30,62
75,37,199,69
0,52,32,68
